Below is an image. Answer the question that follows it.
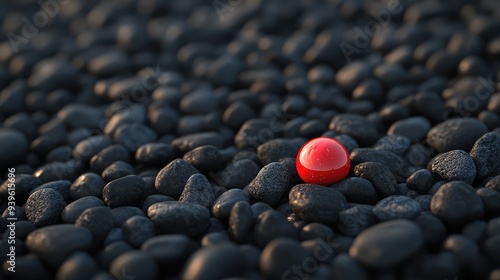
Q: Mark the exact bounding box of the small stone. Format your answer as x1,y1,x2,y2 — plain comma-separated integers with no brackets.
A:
373,196,421,221
25,189,66,227
247,162,291,207
430,181,484,226
289,184,347,224
148,201,211,237
179,173,215,209
349,220,424,269
430,150,476,184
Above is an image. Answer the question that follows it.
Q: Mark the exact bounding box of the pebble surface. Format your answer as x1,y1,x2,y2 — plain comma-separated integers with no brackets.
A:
1,0,500,279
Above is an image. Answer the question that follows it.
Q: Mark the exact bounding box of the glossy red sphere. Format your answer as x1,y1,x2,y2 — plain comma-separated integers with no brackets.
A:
296,137,351,186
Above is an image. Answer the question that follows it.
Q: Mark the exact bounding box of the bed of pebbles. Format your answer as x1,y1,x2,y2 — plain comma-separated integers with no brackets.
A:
1,0,500,279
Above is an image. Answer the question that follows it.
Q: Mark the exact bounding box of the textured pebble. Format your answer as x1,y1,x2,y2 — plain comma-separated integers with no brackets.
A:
148,201,211,237
155,159,198,199
430,150,476,184
25,188,66,227
179,173,215,209
469,132,500,179
247,162,291,207
373,196,421,221
289,184,347,223
354,162,399,197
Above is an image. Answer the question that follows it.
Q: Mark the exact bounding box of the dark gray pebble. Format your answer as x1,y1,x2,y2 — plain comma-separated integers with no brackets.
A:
56,252,98,280
122,216,156,248
61,196,105,224
75,206,114,241
331,178,378,204
256,139,299,165
103,175,145,208
25,188,66,227
26,225,93,267
148,201,211,237
217,159,260,189
179,173,215,209
289,184,347,224
406,169,434,194
182,244,245,280
430,181,484,226
113,123,157,152
141,234,198,267
374,135,411,156
247,162,291,207
155,159,198,199
476,188,500,216
338,205,378,237
387,116,431,141
333,134,359,154
57,104,105,130
110,251,158,280
70,173,106,200
470,132,500,179
260,237,310,280
183,145,225,171
251,202,273,218
212,189,250,222
427,118,488,153
350,148,412,182
254,210,297,248
414,213,447,246
349,219,424,268
90,144,131,174
135,143,174,167
354,162,399,197
171,132,224,155
373,196,421,221
0,129,28,167
299,222,334,241
329,114,378,146
73,135,113,162
111,206,146,227
430,150,476,184
229,201,254,243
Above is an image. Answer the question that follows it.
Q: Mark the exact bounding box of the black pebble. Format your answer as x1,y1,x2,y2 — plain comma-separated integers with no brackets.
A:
426,118,488,153
183,145,225,171
247,162,291,207
70,173,106,200
229,201,254,243
289,184,347,224
75,206,114,242
430,181,484,226
25,225,93,267
406,169,434,194
338,205,378,237
430,150,476,184
217,159,260,189
135,143,174,167
123,216,156,248
90,144,131,174
373,196,421,221
61,196,105,224
155,159,198,199
182,244,245,280
354,162,399,197
179,173,215,209
141,234,198,268
103,175,145,208
56,252,98,280
25,188,66,227
349,220,424,269
470,132,500,179
110,251,158,280
147,201,210,237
